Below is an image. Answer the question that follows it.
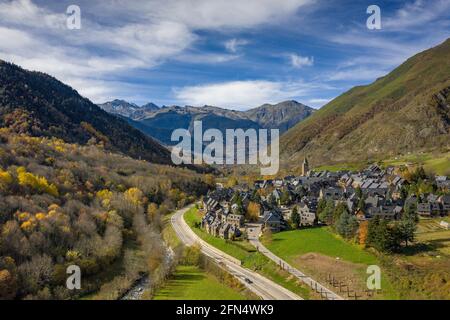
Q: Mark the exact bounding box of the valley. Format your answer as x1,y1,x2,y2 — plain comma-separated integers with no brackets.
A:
98,101,314,146
0,29,449,302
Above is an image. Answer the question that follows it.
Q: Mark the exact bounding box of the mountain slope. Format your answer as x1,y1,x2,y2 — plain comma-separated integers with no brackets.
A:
0,60,171,164
104,101,314,145
245,100,314,132
281,38,450,166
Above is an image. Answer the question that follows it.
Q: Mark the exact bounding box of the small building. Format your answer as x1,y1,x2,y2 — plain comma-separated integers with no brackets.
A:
219,223,231,239
262,211,282,233
438,195,450,214
367,206,397,220
210,220,222,237
319,187,344,200
417,203,432,216
280,205,293,221
297,203,316,226
226,213,244,228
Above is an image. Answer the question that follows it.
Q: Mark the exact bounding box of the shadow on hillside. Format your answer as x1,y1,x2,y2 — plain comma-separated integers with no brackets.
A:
399,242,436,256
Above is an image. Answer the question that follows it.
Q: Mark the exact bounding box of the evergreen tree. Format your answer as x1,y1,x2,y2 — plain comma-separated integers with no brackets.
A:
397,202,418,247
333,202,348,223
355,186,363,199
335,210,358,239
280,190,291,205
291,206,300,229
367,217,400,252
316,198,327,216
319,199,335,225
397,218,416,247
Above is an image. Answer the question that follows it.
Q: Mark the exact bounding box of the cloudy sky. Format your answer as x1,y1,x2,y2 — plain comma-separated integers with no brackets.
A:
0,0,449,109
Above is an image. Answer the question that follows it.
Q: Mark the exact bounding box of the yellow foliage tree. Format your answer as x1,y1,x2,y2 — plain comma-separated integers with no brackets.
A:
48,204,60,211
96,189,113,208
66,250,81,261
35,213,47,221
246,201,261,222
124,187,144,206
147,203,159,222
20,220,34,232
17,212,30,222
204,174,216,186
358,220,369,246
17,167,58,196
0,269,16,299
0,169,13,190
226,176,238,188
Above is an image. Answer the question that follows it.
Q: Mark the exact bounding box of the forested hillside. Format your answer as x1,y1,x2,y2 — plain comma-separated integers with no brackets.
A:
0,61,171,165
0,129,211,299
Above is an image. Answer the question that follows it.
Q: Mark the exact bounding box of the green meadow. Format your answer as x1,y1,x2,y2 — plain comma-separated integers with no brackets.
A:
266,227,377,265
153,265,248,300
263,227,399,299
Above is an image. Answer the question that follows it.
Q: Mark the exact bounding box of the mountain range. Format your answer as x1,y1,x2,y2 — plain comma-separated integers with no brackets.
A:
0,60,171,165
281,38,450,168
1,38,449,173
97,99,159,119
98,100,314,145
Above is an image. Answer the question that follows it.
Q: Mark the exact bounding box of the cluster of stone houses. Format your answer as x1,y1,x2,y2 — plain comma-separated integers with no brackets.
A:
201,190,245,240
416,194,450,216
201,187,289,237
200,162,450,240
256,164,450,222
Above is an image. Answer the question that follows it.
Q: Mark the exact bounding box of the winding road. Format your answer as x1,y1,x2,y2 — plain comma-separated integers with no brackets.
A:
171,205,303,300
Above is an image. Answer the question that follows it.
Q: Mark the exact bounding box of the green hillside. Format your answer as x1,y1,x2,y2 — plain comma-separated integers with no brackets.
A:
281,38,450,168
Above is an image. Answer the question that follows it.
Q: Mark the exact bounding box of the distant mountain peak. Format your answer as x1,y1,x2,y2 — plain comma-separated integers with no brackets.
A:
102,99,314,145
98,100,159,119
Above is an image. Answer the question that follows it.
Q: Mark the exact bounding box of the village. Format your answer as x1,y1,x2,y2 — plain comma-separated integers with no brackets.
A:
201,158,450,241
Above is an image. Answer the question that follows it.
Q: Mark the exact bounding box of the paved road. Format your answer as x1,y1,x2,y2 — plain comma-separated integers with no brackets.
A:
171,205,303,300
247,226,344,300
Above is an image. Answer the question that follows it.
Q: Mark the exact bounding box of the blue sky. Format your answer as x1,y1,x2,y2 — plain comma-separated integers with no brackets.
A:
0,0,449,110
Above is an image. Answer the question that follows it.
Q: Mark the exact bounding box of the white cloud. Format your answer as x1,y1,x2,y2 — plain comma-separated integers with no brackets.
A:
174,52,240,64
289,53,314,68
0,0,65,29
308,98,330,104
325,67,386,82
0,0,313,102
383,0,450,30
224,39,249,53
134,0,313,30
174,80,319,110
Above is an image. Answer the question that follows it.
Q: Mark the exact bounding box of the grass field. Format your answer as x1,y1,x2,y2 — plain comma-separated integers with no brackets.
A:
153,265,248,300
184,208,319,299
385,217,450,299
263,227,398,299
266,227,377,265
312,151,450,175
313,162,366,173
381,151,450,175
162,212,182,248
416,218,450,255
